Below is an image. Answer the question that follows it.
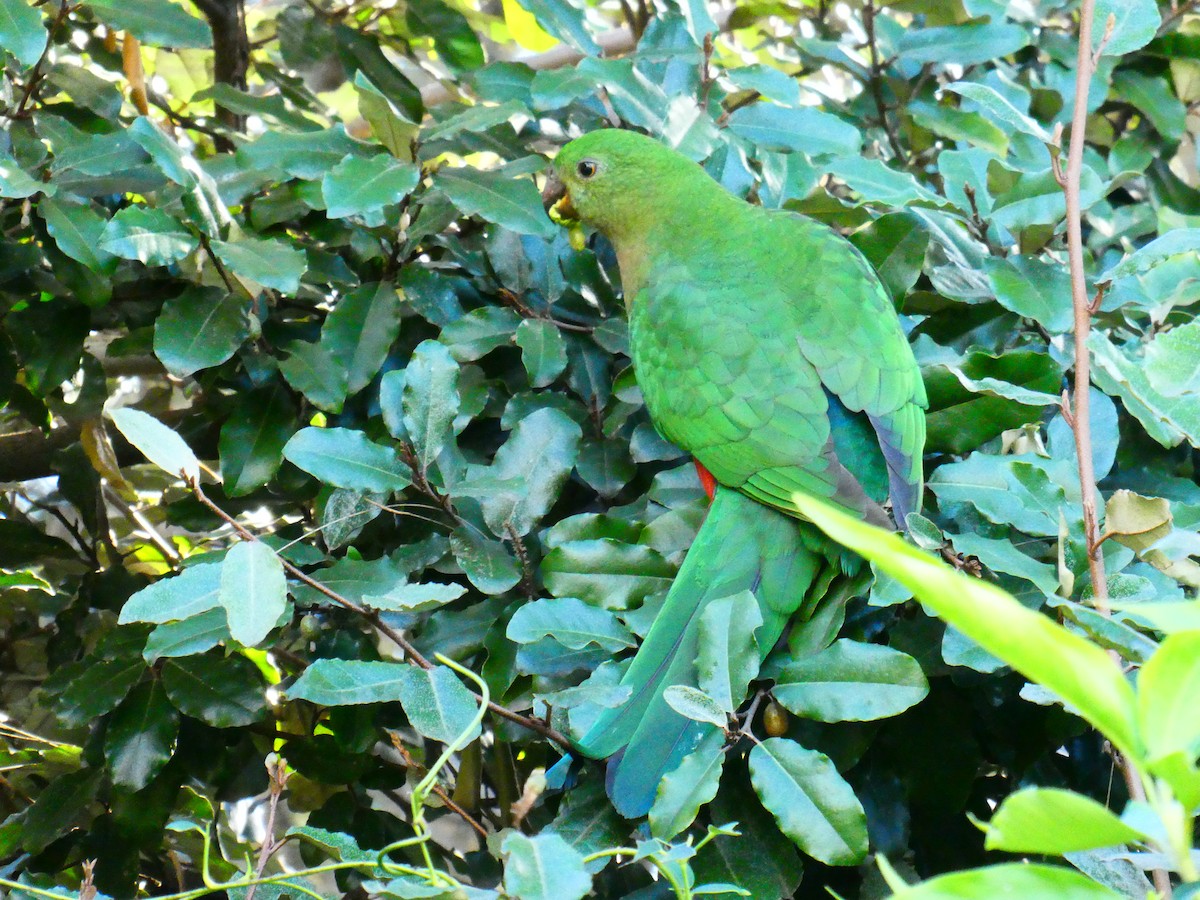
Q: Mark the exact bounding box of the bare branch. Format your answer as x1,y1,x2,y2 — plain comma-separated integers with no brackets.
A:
1060,7,1173,896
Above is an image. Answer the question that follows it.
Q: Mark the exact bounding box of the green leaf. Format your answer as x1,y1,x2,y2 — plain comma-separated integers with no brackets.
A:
512,0,599,55
887,861,1124,899
748,738,868,866
1145,321,1200,396
39,197,117,274
516,319,568,387
923,350,1063,455
321,154,420,218
16,769,102,855
663,685,729,728
120,562,223,624
0,152,44,199
144,609,230,661
789,494,1142,762
87,0,211,48
983,255,1074,333
827,158,947,208
502,832,592,900
288,660,482,743
405,0,484,73
154,287,249,377
279,340,350,414
1100,228,1200,282
0,0,47,67
460,408,581,536
1091,331,1200,448
694,785,804,900
161,654,267,727
127,116,197,186
697,591,762,712
944,81,1052,141
105,680,179,791
400,339,460,470
110,407,201,481
282,426,412,492
1095,0,1160,56
363,581,466,613
649,729,726,841
393,665,482,743
990,166,1104,231
896,21,1030,66
100,206,197,266
436,168,557,237
985,788,1145,854
57,657,144,726
286,659,416,705
774,639,928,723
321,284,401,397
506,597,635,651
220,541,287,647
541,538,675,610
211,237,307,293
1138,631,1200,763
450,527,522,594
440,306,522,361
849,212,929,303
355,72,419,160
1112,70,1186,137
291,554,408,607
238,127,365,180
727,104,861,157
219,382,295,496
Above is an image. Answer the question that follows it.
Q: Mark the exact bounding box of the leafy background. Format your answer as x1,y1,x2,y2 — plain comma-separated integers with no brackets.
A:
2,0,1200,897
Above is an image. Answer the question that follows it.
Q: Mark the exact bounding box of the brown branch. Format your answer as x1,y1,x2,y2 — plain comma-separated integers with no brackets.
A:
505,523,537,601
189,480,573,751
1060,8,1173,898
1061,0,1107,612
391,737,489,839
862,0,908,165
8,0,70,119
191,0,249,150
243,757,289,900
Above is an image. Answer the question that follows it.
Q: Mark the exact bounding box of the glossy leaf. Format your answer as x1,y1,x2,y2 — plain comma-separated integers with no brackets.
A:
220,541,288,647
283,427,412,492
748,738,868,866
774,640,928,723
110,408,201,481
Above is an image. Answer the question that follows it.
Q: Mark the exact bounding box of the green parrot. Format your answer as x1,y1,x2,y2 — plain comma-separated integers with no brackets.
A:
543,129,927,818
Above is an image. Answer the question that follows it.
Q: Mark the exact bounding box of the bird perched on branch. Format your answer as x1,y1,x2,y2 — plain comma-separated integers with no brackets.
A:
543,129,927,818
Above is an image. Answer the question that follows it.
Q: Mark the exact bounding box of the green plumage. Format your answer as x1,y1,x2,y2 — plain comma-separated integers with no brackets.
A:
551,130,927,817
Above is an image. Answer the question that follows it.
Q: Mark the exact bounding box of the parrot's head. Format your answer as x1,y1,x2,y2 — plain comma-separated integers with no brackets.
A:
544,129,713,241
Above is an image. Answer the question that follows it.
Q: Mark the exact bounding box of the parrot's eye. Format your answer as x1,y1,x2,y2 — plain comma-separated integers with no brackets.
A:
576,160,599,179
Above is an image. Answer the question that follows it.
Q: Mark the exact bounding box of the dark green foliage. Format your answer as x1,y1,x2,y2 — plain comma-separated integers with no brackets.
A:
1,0,1198,897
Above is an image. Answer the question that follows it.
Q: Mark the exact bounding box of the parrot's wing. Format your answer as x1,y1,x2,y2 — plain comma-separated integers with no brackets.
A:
769,210,928,526
630,261,894,527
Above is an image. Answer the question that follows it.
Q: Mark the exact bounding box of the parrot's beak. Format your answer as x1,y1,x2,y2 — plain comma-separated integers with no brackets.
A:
542,172,578,220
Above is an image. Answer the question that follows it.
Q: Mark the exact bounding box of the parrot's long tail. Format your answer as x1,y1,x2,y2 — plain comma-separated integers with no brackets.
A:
574,485,857,818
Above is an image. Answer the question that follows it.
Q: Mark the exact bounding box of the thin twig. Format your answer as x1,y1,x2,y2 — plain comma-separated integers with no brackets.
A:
9,0,71,120
189,480,572,750
198,233,238,294
1059,7,1173,898
391,737,489,839
244,757,289,900
505,524,537,602
103,485,181,564
862,0,908,165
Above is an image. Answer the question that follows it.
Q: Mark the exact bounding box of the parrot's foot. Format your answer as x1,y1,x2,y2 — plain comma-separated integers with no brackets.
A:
940,545,983,577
